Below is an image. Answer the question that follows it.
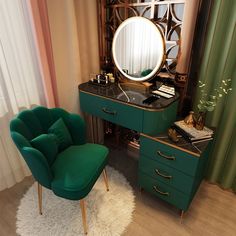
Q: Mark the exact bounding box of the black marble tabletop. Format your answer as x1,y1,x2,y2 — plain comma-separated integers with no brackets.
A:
152,133,212,156
79,82,179,110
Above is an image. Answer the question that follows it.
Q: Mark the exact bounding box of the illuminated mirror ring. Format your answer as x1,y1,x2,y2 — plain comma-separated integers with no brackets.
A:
112,16,165,82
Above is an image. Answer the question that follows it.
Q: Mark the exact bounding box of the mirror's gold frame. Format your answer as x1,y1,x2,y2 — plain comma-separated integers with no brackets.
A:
112,16,166,82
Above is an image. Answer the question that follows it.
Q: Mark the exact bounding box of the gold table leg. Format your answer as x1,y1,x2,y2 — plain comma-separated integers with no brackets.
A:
80,199,88,234
180,210,185,224
37,182,42,215
103,168,109,191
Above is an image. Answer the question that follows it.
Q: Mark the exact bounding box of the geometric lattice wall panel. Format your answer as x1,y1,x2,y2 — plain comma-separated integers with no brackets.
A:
99,0,186,76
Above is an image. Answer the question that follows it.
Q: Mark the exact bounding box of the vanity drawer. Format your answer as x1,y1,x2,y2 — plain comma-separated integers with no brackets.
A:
139,155,194,195
142,100,178,135
139,172,190,211
140,136,199,176
80,92,107,118
80,92,143,131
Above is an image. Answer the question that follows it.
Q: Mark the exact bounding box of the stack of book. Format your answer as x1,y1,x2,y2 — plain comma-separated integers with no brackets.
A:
174,120,214,143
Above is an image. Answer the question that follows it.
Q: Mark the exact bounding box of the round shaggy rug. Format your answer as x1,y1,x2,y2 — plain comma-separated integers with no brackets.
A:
17,166,135,236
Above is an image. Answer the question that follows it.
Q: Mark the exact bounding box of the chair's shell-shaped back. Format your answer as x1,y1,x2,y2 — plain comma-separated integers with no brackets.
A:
11,107,50,140
10,106,86,189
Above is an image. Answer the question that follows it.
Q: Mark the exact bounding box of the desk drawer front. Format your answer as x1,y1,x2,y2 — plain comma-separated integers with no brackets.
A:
80,92,143,131
105,100,143,131
142,100,178,135
139,155,194,194
139,173,190,211
140,136,199,176
80,92,107,117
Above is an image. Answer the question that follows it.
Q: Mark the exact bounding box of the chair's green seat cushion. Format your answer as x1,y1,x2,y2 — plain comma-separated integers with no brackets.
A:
31,134,58,165
51,143,108,200
48,118,73,151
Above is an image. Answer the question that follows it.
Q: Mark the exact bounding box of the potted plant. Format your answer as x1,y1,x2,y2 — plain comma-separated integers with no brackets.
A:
195,79,232,130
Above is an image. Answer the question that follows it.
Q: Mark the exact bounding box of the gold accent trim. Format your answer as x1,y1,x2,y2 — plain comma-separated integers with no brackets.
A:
37,182,42,215
153,185,169,196
79,90,165,112
102,107,117,115
103,168,109,191
157,150,176,160
155,169,172,179
80,199,88,234
180,210,184,224
140,133,200,157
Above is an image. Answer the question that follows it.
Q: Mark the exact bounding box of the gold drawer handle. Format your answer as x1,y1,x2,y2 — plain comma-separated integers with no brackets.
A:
153,186,169,196
102,107,117,115
157,150,175,161
155,169,172,179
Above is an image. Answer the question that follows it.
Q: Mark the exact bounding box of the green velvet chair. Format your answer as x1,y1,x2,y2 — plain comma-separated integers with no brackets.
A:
10,106,109,234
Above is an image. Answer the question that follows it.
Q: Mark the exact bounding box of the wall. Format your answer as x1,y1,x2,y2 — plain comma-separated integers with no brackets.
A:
46,0,100,113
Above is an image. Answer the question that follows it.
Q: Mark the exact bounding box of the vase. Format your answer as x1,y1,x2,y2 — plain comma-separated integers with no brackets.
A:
195,112,206,130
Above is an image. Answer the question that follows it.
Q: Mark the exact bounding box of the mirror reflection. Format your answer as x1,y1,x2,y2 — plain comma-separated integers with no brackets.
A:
112,17,165,82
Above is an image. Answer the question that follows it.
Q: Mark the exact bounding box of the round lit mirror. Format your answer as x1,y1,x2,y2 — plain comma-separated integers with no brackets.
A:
112,16,165,82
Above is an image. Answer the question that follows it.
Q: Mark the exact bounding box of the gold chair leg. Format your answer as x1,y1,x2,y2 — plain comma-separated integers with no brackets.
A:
102,168,109,191
180,210,185,224
80,199,88,234
37,182,42,215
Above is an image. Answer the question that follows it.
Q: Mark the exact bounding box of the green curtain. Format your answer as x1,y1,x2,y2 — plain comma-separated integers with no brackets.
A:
195,0,236,191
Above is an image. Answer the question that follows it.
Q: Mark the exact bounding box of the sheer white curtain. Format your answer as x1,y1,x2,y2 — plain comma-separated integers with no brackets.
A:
0,1,46,190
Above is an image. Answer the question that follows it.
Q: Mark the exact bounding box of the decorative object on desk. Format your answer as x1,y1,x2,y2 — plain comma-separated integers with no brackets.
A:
152,84,175,99
175,72,187,84
96,74,109,84
168,128,179,143
195,79,232,130
174,120,214,142
107,73,115,83
89,73,96,82
195,111,206,130
142,81,153,88
16,166,135,236
110,77,115,83
89,73,110,86
184,111,195,127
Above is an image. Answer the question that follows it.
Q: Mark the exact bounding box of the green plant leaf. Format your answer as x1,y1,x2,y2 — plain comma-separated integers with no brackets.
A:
206,106,215,112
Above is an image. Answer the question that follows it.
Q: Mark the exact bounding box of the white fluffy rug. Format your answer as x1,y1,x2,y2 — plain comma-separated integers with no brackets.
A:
17,166,135,236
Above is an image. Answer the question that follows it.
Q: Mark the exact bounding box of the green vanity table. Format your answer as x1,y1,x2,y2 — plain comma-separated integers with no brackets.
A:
79,82,179,135
79,82,211,215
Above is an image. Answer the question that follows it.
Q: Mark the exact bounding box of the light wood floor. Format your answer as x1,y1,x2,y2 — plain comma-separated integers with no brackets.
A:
0,142,236,236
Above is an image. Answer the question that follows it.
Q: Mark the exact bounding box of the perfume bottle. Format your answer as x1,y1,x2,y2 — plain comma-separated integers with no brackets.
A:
184,111,195,127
